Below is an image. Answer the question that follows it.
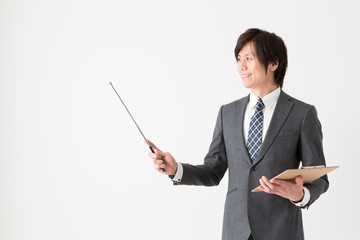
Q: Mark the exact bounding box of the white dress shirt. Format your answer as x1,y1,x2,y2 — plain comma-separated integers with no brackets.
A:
172,87,310,207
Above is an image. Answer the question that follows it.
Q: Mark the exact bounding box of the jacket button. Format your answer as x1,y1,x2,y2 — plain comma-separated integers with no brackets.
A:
252,166,257,171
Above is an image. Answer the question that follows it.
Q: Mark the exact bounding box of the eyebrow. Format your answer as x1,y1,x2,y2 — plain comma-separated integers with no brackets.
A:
237,53,254,57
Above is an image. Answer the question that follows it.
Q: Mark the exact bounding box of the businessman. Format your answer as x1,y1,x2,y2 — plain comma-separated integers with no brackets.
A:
147,28,329,240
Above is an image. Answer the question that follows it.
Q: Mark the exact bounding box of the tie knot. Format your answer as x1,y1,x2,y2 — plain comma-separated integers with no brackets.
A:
256,98,265,111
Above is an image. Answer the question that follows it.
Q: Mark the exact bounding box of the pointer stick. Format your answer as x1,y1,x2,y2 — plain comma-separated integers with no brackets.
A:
109,82,166,172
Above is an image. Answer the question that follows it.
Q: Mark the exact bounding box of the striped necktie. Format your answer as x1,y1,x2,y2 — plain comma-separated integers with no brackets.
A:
247,98,265,162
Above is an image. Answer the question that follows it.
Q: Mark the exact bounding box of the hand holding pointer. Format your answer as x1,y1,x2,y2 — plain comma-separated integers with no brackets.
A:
147,140,178,175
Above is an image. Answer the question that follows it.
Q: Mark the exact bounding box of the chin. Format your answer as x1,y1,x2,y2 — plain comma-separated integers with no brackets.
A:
242,80,253,89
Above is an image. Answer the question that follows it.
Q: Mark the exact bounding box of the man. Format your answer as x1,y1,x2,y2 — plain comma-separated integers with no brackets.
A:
147,28,329,240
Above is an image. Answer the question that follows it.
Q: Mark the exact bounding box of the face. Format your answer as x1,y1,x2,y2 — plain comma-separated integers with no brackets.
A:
237,42,277,92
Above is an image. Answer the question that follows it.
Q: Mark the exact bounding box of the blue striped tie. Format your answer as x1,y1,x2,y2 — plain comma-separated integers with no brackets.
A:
247,98,265,162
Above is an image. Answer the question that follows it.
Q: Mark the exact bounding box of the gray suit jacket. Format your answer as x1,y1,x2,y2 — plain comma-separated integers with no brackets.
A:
176,91,329,240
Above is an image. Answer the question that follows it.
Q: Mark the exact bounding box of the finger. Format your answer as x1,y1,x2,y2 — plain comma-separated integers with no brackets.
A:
154,159,164,164
154,165,167,174
259,178,271,192
261,178,285,196
154,164,160,171
270,179,293,195
148,152,162,159
153,159,164,167
270,178,278,184
270,178,285,186
154,164,163,171
262,176,275,190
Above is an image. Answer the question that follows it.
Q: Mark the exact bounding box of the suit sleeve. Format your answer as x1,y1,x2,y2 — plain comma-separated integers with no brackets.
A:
300,105,329,208
175,105,228,186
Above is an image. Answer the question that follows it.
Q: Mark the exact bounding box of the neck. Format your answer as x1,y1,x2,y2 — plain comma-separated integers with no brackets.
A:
251,84,279,99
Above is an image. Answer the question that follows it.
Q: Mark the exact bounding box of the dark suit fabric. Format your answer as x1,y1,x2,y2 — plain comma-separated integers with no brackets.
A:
176,91,329,240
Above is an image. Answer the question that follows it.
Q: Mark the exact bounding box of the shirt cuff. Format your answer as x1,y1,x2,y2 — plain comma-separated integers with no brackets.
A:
171,162,183,183
291,186,310,207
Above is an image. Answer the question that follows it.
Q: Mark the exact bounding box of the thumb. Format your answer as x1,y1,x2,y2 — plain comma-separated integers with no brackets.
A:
295,175,303,185
146,139,161,152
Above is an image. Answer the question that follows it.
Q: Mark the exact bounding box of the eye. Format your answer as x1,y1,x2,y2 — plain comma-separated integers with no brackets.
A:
246,56,252,61
237,57,241,62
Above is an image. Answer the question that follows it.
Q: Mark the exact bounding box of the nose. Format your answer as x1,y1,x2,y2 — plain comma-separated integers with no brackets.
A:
239,59,247,71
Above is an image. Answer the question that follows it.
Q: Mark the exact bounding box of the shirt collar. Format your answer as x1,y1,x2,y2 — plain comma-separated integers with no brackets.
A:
249,87,281,109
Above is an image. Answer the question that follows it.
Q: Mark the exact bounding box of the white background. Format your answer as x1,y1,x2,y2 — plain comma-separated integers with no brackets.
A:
1,0,359,239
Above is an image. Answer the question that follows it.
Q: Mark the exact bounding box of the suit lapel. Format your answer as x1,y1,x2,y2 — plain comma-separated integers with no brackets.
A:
253,90,294,165
234,94,253,164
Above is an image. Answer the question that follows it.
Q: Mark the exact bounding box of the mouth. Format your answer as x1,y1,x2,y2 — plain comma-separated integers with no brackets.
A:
241,74,252,79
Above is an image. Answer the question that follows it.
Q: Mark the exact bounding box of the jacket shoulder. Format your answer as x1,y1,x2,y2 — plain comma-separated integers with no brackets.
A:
221,95,249,111
282,91,314,112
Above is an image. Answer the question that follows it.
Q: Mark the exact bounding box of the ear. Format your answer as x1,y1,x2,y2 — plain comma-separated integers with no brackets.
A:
268,58,279,72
